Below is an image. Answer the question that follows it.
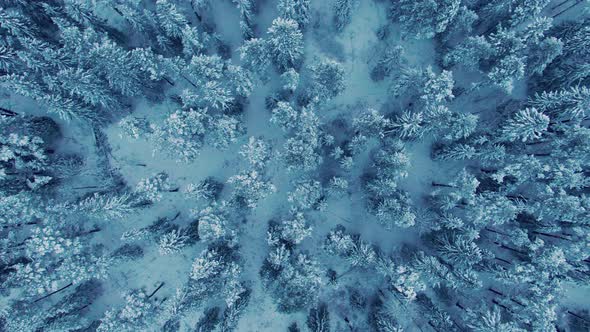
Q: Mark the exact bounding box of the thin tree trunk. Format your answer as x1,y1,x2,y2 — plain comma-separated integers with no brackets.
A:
567,310,590,323
163,77,175,86
73,185,99,190
552,0,572,9
495,257,512,265
337,266,356,279
33,282,73,303
147,282,165,299
552,0,583,18
488,287,504,296
181,74,198,89
431,182,456,188
2,221,38,229
79,228,101,237
0,107,18,117
532,231,571,241
492,299,512,312
511,298,526,307
428,321,441,332
68,302,93,316
494,242,527,255
525,140,550,146
480,168,497,173
171,212,181,221
112,6,124,17
485,227,509,236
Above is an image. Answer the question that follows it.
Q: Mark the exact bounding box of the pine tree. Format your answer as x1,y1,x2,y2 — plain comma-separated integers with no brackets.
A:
279,212,312,245
239,136,272,170
155,0,188,39
70,192,142,220
334,0,355,32
50,68,118,110
227,170,276,208
436,233,482,268
480,0,550,27
219,285,251,331
97,289,157,331
393,0,461,39
89,37,145,97
281,108,323,171
278,0,311,29
134,172,174,202
233,0,255,39
352,108,391,138
261,251,323,312
371,45,404,81
310,59,346,100
151,108,209,162
193,204,229,241
465,305,526,332
118,116,151,139
487,54,526,93
287,180,324,210
189,244,244,306
500,108,549,142
529,86,590,123
435,143,477,161
280,68,300,92
392,110,425,139
444,36,495,69
0,131,48,193
271,101,299,131
207,114,244,149
239,38,271,76
421,68,454,106
267,18,304,71
158,229,189,255
527,36,563,75
307,303,330,332
0,7,36,38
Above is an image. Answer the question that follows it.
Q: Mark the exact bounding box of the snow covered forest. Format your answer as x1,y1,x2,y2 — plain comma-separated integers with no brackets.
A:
2,0,590,330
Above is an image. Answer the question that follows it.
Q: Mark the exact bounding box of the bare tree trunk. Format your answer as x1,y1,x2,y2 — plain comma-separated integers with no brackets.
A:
431,182,456,188
495,257,512,265
488,287,504,296
148,282,165,299
552,0,583,18
568,310,590,323
0,107,18,117
552,0,572,9
34,282,73,303
532,231,571,241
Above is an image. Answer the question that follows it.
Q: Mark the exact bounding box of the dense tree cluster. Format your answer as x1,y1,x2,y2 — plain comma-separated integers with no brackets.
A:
1,0,590,331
